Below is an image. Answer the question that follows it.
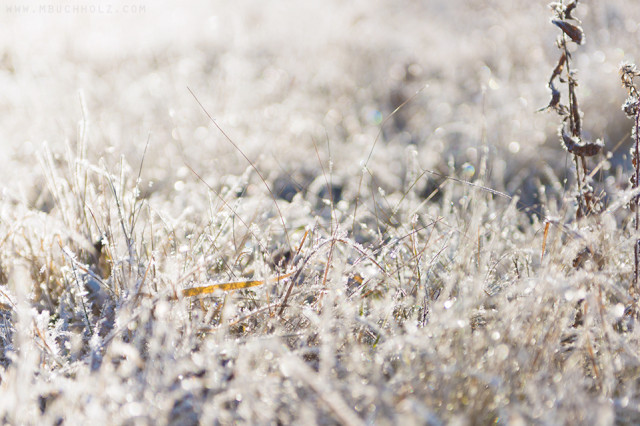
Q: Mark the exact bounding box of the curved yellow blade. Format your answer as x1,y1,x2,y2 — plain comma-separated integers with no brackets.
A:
182,271,295,297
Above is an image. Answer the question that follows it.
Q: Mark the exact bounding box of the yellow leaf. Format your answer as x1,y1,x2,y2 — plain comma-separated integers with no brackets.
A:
182,271,295,297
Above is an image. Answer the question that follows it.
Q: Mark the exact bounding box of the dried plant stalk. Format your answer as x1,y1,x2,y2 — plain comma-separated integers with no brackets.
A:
542,0,603,219
620,62,640,296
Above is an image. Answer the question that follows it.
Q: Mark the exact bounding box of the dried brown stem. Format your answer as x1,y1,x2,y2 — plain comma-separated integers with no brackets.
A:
543,0,602,219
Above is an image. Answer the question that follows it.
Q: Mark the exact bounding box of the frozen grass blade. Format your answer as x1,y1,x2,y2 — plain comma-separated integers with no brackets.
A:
351,84,428,234
187,86,293,255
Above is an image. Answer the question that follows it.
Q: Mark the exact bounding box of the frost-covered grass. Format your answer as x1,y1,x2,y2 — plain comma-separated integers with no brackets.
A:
2,0,640,424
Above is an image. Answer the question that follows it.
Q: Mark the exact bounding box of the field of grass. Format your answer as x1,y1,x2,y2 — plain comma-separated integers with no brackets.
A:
2,0,640,424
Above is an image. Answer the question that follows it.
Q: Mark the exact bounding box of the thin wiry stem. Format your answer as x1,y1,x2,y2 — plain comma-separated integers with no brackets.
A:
187,86,293,255
634,108,640,295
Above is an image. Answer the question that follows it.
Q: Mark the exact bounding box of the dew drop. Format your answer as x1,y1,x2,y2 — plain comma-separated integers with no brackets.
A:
461,163,475,179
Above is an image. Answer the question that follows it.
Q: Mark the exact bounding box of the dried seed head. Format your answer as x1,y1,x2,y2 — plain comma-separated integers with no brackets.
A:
560,128,603,157
552,19,584,44
549,2,563,13
564,0,579,21
549,1,580,20
622,95,640,118
548,85,561,110
620,62,639,77
550,52,567,81
539,82,566,113
620,62,640,95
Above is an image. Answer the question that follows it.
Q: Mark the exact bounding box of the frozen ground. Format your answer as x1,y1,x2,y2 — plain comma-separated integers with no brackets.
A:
0,0,640,424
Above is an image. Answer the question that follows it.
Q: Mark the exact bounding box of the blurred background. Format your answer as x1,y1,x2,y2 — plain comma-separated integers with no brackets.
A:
1,0,639,215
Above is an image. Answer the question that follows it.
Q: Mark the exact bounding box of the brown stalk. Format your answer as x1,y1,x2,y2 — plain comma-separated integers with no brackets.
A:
619,63,640,297
542,0,603,219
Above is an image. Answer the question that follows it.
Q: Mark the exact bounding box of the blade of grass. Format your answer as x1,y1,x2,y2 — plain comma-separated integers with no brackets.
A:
187,86,293,253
